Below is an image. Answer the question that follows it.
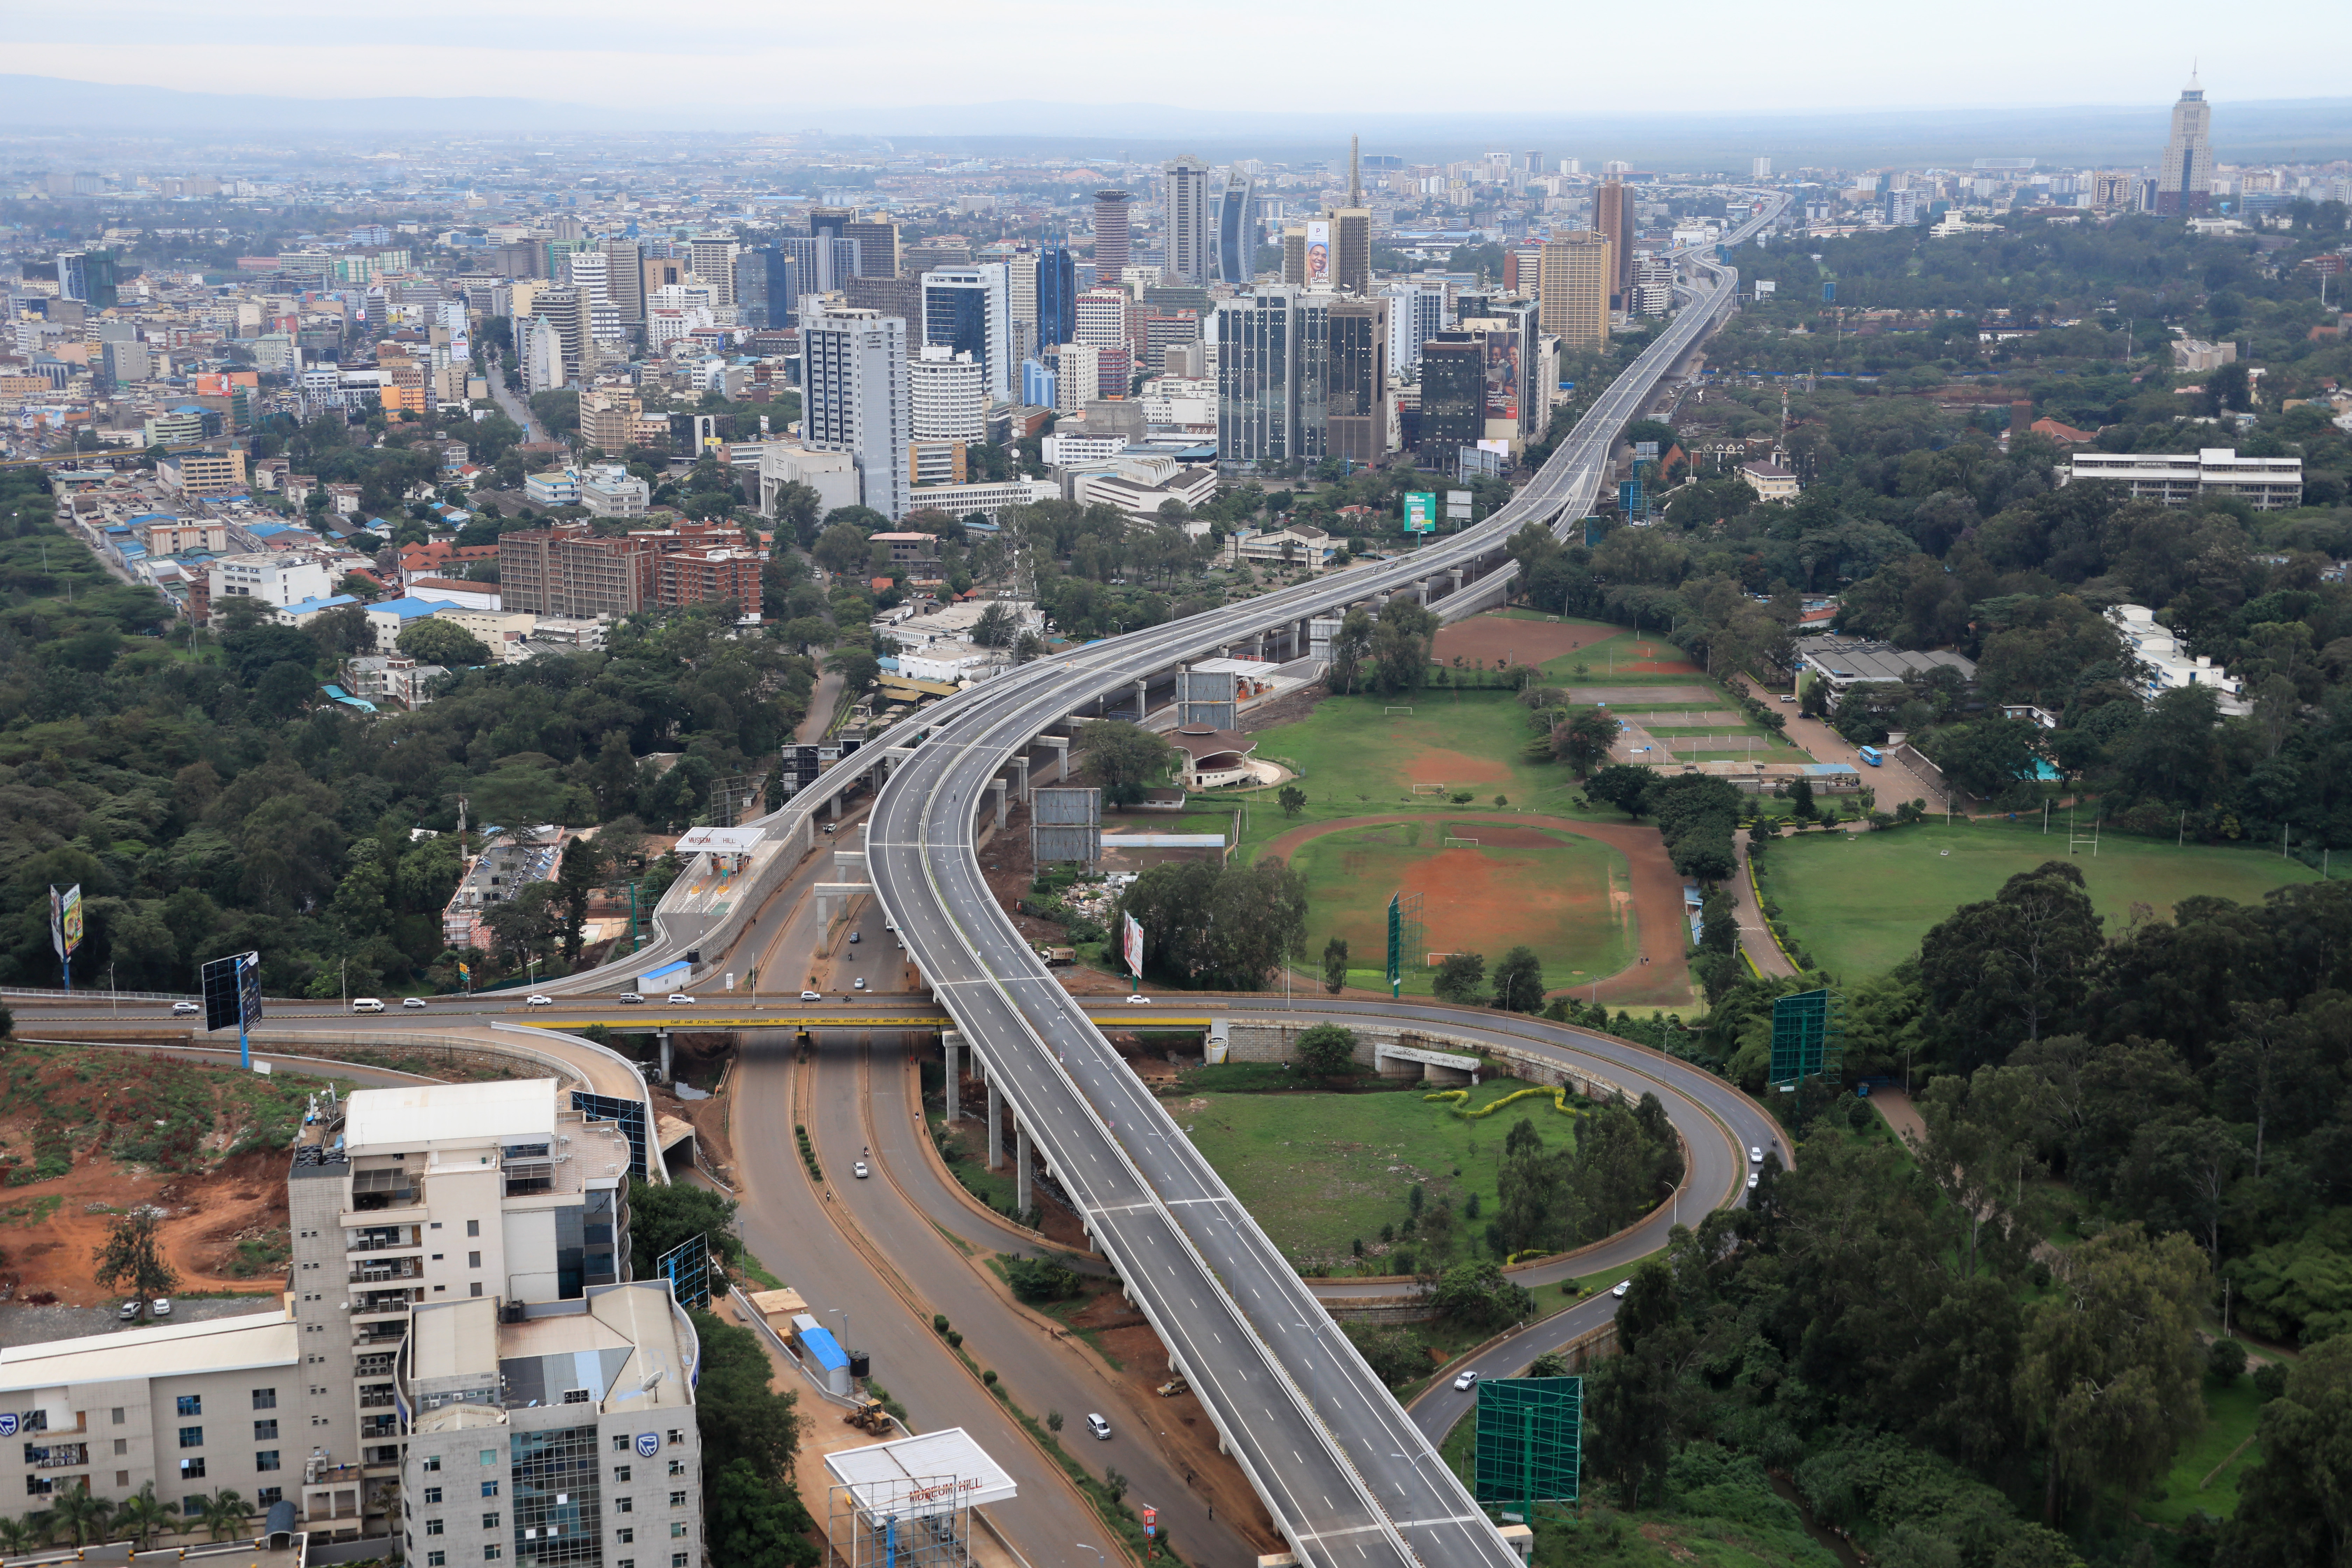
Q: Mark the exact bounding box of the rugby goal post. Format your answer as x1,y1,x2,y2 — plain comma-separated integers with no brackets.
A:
1442,836,1480,848
1411,783,1446,796
1383,705,1414,715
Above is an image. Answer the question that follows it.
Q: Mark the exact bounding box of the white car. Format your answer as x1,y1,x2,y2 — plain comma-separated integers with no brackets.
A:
849,931,861,944
1611,1280,1631,1298
1125,995,1151,1006
1452,1370,1479,1392
526,994,554,1007
800,990,822,1001
1749,1146,1764,1164
351,997,385,1013
619,992,645,1004
853,1161,870,1180
151,1298,173,1319
1747,1171,1761,1189
1085,1413,1111,1441
853,978,867,991
668,994,694,1005
402,997,428,1009
171,1001,200,1016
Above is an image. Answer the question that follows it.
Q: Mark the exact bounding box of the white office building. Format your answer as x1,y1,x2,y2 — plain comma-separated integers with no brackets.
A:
2107,603,2253,715
2066,448,2302,511
800,301,911,520
1165,156,1214,286
911,346,987,444
210,553,332,610
1050,344,1101,414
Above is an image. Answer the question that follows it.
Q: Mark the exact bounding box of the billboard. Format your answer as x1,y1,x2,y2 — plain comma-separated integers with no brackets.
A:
49,884,82,961
1483,329,1520,421
1754,280,1776,297
1304,220,1330,286
1404,492,1436,533
200,950,262,1035
1821,281,1836,303
193,371,233,399
1123,913,1144,978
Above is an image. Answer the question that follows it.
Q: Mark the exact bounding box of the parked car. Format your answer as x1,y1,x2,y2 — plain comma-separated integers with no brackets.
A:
119,1300,142,1321
151,1298,173,1319
526,994,554,1007
170,1001,200,1016
1085,1414,1112,1440
1452,1370,1479,1392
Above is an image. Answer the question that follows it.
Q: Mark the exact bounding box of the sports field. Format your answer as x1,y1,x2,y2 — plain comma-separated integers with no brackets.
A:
1766,818,2324,979
1246,690,1576,811
1174,1081,1582,1271
1286,819,1637,995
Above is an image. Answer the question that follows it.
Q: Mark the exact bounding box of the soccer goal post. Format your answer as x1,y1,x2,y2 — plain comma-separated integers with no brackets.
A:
1412,783,1446,796
1443,837,1480,848
1383,705,1414,715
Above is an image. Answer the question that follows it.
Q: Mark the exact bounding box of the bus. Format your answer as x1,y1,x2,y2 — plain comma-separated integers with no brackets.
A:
1858,746,1884,767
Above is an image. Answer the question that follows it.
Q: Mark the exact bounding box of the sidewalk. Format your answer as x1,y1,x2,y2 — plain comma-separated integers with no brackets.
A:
1730,830,1796,979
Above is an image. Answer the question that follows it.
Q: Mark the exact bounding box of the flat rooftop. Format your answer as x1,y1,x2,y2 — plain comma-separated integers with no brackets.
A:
0,1306,295,1395
345,1077,560,1154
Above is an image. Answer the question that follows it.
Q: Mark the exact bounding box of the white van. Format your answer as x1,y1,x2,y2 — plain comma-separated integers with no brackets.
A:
351,998,386,1013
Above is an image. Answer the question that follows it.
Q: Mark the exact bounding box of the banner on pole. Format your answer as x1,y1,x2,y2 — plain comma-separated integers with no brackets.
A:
1123,913,1144,978
50,884,82,960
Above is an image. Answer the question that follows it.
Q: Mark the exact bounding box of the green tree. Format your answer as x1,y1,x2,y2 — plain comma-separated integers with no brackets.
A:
813,520,875,576
554,834,606,964
46,1486,113,1548
394,616,493,668
1321,936,1349,994
970,601,1018,649
483,881,563,971
1428,1259,1532,1328
1918,860,2101,1072
706,1459,820,1568
1930,716,2044,802
1369,598,1440,695
688,1308,805,1480
199,1489,252,1543
1553,708,1621,775
1294,1023,1358,1078
2021,1222,2207,1526
1276,784,1307,816
1343,1321,1428,1386
1083,720,1177,806
1433,951,1486,1005
1490,946,1544,1013
628,1177,744,1280
1328,607,1375,694
1586,763,1657,817
2221,1335,2352,1567
94,1210,180,1304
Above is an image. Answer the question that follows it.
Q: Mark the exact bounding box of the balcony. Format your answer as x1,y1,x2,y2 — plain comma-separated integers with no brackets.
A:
349,1258,423,1285
28,1443,89,1470
353,1288,421,1317
348,1229,420,1254
357,1388,397,1411
354,1324,408,1349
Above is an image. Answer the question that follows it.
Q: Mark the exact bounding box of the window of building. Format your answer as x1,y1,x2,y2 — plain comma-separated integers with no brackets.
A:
469,1251,482,1268
668,1492,686,1509
671,1554,688,1567
480,1450,497,1467
669,1523,686,1539
425,1488,443,1504
425,1456,442,1473
614,1497,632,1514
612,1466,631,1484
179,1458,205,1480
484,1549,501,1562
256,1451,280,1472
426,1519,444,1536
183,1496,206,1517
616,1529,634,1545
470,1283,484,1298
667,1460,684,1477
257,1488,282,1507
115,1471,130,1489
178,1427,203,1449
110,1408,125,1425
481,1481,499,1498
666,1430,682,1447
611,1437,629,1453
255,1420,278,1440
428,1554,446,1567
252,1389,277,1409
176,1396,203,1417
481,1514,500,1531
467,1220,480,1237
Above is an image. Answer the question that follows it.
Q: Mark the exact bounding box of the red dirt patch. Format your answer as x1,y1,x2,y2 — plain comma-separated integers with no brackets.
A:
1432,614,1614,668
1626,659,1701,673
1402,744,1513,785
1402,847,1611,959
1257,811,1696,1007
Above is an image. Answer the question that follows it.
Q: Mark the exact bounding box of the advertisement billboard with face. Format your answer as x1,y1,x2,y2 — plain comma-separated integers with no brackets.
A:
1483,330,1520,421
1304,220,1330,286
193,371,232,398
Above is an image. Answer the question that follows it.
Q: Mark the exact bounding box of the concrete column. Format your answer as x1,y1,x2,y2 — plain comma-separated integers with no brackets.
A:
1015,1121,1033,1212
657,1030,671,1084
990,779,1007,830
1449,567,1465,593
986,1082,1003,1169
1133,679,1147,720
829,792,842,820
814,894,830,925
943,1032,961,1123
799,813,815,854
1039,736,1071,782
1012,756,1031,802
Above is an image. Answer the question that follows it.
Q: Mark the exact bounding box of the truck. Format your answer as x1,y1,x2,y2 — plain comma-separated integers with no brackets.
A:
1858,746,1883,767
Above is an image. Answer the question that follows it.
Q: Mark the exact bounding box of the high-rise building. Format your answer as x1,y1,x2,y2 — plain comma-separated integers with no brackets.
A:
911,345,987,443
1539,232,1610,350
564,248,610,315
1751,156,1773,179
800,301,910,520
921,265,1011,402
525,287,583,386
1215,286,1342,466
1073,287,1133,353
1022,357,1057,408
1216,169,1259,284
1592,181,1634,307
1165,156,1213,286
1143,311,1202,374
1384,279,1445,372
1325,297,1390,469
1049,343,1098,412
1418,332,1484,465
602,238,645,323
1092,191,1133,276
1331,209,1371,294
1037,243,1078,346
845,273,921,335
733,248,802,330
1002,246,1039,334
2156,72,2215,216
810,206,852,241
784,235,861,298
1457,296,1542,444
845,215,902,278
56,249,119,310
687,236,739,307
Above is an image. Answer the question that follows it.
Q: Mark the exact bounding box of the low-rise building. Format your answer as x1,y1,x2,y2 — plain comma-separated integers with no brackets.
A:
2065,447,2303,511
344,653,450,709
210,553,332,616
1798,636,1977,710
579,463,651,519
2106,603,2252,715
1737,460,1800,502
1225,523,1340,572
158,450,249,496
524,469,582,509
363,596,469,653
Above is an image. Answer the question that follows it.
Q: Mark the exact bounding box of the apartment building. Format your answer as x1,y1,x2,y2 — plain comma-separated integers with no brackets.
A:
209,553,332,613
0,1080,643,1546
159,450,249,496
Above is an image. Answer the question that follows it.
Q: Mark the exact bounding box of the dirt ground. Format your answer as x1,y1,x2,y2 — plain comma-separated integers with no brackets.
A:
1063,1288,1283,1552
1432,614,1615,668
1403,744,1514,785
1259,811,1695,1007
1237,680,1330,735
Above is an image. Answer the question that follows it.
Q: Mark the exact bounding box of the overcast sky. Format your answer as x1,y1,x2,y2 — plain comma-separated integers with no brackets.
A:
6,0,2344,117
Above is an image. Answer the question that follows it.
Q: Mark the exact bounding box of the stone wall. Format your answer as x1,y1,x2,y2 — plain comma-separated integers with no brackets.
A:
1224,1017,1640,1107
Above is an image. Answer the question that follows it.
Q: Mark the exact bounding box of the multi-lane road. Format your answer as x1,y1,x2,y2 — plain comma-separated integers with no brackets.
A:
859,196,1787,1567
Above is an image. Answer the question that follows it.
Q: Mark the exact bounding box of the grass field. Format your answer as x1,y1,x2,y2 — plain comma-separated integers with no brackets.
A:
1764,818,2323,979
1174,1081,1582,1270
2143,1374,2265,1525
1288,819,1636,995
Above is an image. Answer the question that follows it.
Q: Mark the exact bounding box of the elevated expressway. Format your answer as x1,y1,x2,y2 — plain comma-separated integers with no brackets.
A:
855,198,1786,1567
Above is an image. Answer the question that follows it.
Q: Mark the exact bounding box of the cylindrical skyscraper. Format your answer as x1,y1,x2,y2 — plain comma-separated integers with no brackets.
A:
1093,190,1133,279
